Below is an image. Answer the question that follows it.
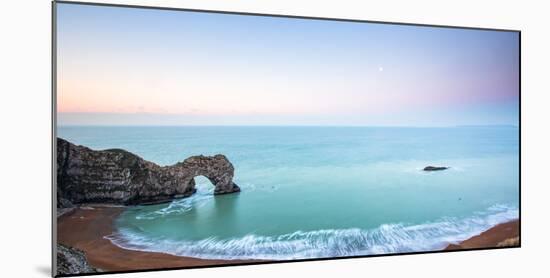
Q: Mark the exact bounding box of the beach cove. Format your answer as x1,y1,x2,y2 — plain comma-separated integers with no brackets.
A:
57,126,519,273
57,205,518,273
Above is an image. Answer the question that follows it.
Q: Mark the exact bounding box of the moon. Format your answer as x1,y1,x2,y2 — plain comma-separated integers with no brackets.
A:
378,66,384,72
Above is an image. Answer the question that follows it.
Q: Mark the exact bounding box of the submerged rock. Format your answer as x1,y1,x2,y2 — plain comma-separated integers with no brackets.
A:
423,166,449,171
56,244,97,275
56,138,240,207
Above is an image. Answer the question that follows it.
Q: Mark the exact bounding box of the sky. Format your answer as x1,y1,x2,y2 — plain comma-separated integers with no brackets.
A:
56,3,519,126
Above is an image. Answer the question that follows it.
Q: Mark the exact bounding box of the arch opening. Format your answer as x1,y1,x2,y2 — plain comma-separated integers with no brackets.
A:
193,175,216,194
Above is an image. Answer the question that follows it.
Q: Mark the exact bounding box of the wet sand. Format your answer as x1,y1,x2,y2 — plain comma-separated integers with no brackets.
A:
445,219,520,250
57,206,253,272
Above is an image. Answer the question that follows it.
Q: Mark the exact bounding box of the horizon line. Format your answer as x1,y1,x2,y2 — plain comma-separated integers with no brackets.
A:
57,124,519,128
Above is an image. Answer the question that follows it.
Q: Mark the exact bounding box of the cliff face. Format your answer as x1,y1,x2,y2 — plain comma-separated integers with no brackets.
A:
56,244,97,275
56,138,240,207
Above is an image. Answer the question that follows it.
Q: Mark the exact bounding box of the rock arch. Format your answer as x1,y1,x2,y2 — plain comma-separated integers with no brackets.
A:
171,154,241,195
56,138,240,207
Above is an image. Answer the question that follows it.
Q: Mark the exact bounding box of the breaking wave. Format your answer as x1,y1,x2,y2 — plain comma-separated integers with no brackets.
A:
105,204,518,260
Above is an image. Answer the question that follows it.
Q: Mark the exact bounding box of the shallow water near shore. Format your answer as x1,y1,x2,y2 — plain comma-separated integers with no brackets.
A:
59,126,519,260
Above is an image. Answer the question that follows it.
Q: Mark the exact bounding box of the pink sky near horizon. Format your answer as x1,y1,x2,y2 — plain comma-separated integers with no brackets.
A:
57,49,515,116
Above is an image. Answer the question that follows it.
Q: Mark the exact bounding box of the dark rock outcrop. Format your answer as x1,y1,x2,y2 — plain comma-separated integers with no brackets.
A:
423,166,449,171
57,138,240,207
56,244,97,275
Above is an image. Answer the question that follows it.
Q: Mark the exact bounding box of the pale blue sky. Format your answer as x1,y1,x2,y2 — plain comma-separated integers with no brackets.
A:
56,3,519,126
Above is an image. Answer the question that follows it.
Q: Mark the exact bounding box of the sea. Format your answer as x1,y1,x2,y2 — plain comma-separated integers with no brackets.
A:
58,126,519,260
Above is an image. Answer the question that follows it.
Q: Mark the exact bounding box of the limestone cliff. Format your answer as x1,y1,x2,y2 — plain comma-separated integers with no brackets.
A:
56,138,240,207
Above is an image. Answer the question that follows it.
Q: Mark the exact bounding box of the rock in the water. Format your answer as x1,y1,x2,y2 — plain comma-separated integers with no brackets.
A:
56,138,240,207
423,166,449,171
56,244,97,275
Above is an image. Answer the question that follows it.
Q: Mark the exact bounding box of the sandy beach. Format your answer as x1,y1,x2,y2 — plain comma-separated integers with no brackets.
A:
57,206,253,272
445,219,520,250
58,206,519,273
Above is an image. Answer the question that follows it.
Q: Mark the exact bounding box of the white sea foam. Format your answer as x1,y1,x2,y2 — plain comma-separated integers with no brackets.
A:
135,186,214,220
134,182,276,220
106,204,518,260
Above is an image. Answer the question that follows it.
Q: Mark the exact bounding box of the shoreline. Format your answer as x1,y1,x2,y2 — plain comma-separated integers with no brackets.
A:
445,219,520,250
57,206,254,273
58,206,519,273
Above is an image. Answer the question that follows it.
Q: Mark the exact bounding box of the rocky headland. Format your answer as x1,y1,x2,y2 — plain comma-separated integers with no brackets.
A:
56,137,240,208
56,138,243,273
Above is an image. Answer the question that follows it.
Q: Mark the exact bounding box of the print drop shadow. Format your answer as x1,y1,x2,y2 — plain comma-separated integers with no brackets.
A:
34,265,51,277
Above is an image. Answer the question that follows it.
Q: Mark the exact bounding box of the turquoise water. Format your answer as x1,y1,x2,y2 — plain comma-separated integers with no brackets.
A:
58,126,519,259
